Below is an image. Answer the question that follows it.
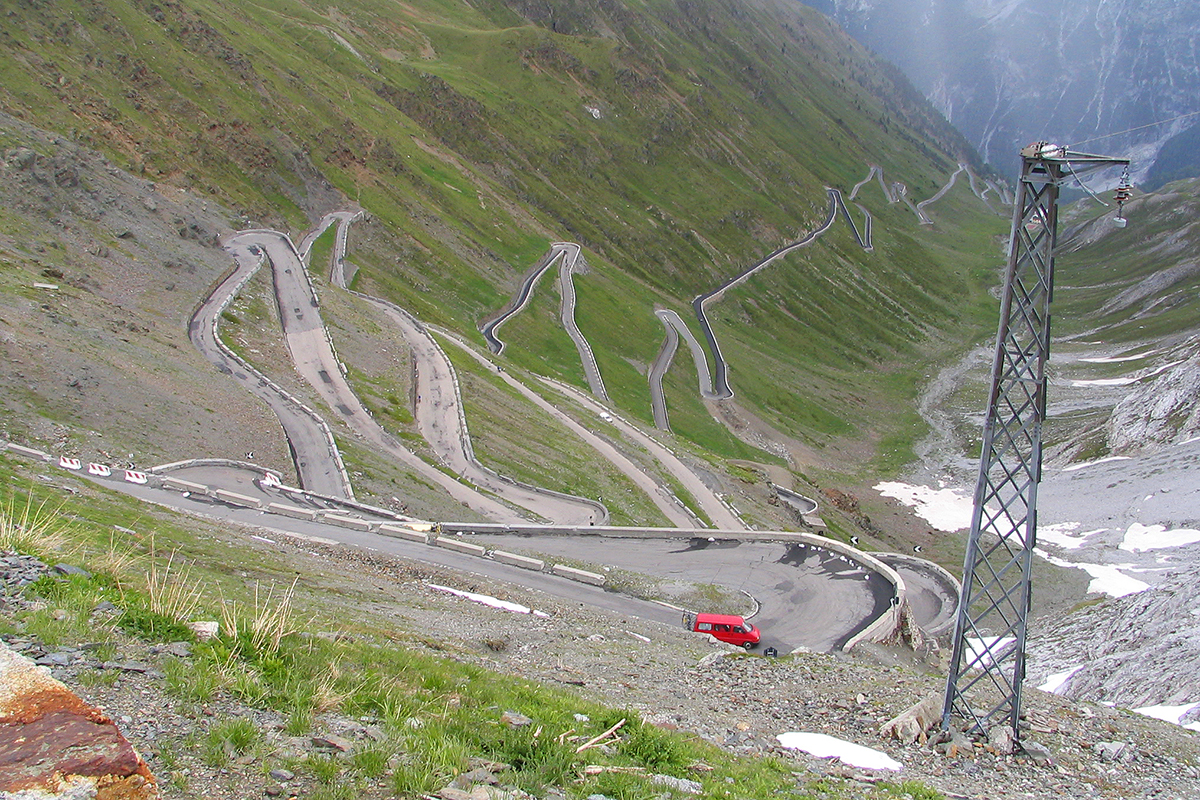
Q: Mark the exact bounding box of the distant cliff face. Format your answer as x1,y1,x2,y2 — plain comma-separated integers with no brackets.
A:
804,0,1200,185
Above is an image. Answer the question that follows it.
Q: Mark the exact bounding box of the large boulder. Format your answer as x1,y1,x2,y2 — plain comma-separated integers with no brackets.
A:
0,642,158,799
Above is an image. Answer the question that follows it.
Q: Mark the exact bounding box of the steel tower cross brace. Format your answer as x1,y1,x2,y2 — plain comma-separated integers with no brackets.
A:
942,144,1129,739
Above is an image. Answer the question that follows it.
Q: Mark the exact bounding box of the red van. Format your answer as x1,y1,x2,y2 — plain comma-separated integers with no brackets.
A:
683,612,761,649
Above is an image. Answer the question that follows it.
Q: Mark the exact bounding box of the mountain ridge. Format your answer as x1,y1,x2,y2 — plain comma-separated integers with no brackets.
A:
804,0,1200,185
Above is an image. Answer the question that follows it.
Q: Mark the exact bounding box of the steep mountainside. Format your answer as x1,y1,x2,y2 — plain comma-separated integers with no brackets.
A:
1050,178,1200,460
0,0,1007,527
907,178,1200,486
893,178,1200,720
804,0,1200,185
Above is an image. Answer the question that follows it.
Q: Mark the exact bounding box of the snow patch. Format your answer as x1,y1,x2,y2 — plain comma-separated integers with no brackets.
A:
874,481,974,532
965,637,1015,669
1038,666,1082,695
1079,352,1155,363
1074,359,1188,388
1035,550,1150,597
776,731,902,771
429,584,549,617
1038,521,1108,550
1061,455,1132,472
1134,703,1200,732
1071,377,1139,387
1120,522,1200,552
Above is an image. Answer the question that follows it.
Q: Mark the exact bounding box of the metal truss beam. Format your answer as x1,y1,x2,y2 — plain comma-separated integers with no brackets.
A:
942,144,1128,740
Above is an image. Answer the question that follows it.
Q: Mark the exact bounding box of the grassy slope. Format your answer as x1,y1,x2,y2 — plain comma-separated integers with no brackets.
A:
0,0,1006,520
1056,179,1200,342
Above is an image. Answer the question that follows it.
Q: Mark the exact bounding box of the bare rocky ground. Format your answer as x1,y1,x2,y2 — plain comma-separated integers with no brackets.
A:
6,526,1200,800
905,299,1200,732
0,111,296,478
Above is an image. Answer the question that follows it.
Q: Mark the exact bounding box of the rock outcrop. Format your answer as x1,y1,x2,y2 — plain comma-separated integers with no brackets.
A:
0,641,158,800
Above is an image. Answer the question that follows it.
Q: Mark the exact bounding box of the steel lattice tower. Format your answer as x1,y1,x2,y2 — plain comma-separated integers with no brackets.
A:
942,144,1129,739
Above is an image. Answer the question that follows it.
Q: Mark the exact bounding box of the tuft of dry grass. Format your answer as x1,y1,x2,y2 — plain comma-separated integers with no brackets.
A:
219,575,301,658
0,489,73,555
91,529,140,579
312,661,347,713
145,542,206,622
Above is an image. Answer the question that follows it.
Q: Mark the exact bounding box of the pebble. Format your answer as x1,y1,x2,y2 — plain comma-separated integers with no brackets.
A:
500,710,533,727
311,734,353,752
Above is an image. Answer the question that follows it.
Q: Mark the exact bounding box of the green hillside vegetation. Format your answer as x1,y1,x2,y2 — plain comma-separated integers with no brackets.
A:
0,0,1006,498
1056,179,1200,343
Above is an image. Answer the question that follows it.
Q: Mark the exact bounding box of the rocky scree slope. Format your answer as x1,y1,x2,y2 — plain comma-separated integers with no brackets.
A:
0,111,297,476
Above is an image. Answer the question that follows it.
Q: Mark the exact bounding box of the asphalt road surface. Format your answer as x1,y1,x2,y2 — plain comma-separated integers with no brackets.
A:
202,236,350,497
468,532,893,653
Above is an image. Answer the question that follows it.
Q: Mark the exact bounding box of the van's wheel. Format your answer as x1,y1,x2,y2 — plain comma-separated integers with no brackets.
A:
743,642,754,650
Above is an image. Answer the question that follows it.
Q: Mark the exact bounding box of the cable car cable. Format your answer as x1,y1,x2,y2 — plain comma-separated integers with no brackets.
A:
1068,109,1200,149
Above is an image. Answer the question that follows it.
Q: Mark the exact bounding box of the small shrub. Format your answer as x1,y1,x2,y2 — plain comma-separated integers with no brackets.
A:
879,780,946,800
308,785,360,800
349,747,390,778
117,605,194,643
285,700,314,736
75,669,122,689
163,655,218,702
618,719,688,773
493,725,578,791
390,757,441,798
304,753,344,784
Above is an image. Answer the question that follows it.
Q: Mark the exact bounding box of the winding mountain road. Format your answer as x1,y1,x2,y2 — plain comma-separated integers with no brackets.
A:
648,185,885,427
650,309,725,430
481,243,608,400
539,377,747,531
435,331,699,529
916,164,967,221
555,243,609,401
690,189,842,400
225,228,545,524
366,295,606,526
48,159,994,662
849,164,896,203
471,532,894,652
480,247,563,354
314,220,606,526
209,233,352,498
